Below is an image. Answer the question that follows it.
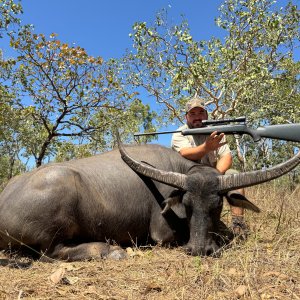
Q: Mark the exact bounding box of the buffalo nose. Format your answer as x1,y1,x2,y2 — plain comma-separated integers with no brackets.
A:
184,241,220,257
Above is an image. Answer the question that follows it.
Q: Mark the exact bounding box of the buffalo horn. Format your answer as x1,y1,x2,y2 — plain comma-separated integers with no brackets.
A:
118,142,188,190
218,151,300,192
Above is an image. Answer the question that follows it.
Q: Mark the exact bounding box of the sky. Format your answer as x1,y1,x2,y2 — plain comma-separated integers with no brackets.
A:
1,0,298,147
17,0,225,60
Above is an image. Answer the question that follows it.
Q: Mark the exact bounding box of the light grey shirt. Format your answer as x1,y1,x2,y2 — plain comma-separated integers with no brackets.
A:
171,124,231,167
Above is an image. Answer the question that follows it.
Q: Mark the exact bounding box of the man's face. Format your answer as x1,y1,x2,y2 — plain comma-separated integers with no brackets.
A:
186,107,208,128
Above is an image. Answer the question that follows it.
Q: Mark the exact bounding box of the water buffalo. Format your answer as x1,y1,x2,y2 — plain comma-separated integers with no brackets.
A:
0,141,299,261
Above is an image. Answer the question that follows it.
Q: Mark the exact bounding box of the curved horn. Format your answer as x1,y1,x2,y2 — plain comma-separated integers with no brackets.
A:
218,151,300,193
117,137,188,190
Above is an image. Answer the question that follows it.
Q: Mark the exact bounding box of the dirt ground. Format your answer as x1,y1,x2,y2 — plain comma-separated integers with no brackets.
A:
0,183,299,300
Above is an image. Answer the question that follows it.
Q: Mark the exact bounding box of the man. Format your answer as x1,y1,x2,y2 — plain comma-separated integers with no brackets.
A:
171,95,248,238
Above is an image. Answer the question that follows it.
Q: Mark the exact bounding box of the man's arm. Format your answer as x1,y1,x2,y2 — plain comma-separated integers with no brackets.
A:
178,131,227,162
216,152,232,174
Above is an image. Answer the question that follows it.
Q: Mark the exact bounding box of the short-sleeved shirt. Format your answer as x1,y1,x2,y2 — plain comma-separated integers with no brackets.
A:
171,124,231,168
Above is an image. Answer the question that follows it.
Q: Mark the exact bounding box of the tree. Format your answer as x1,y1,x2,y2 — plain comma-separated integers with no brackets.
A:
0,0,22,111
125,1,299,120
0,0,23,186
0,0,22,37
123,0,299,172
7,27,155,167
0,0,22,113
0,102,27,187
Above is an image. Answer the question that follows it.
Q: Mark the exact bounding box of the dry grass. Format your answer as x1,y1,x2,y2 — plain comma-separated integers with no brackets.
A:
0,182,299,300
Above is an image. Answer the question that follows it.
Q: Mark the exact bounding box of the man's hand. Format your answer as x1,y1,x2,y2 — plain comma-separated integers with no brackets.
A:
203,131,227,152
178,131,229,162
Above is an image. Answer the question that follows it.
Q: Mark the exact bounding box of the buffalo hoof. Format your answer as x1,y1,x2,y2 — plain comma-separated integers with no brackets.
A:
46,242,128,261
107,248,128,260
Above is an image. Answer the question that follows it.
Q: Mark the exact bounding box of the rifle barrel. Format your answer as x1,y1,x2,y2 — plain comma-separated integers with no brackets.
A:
134,116,246,137
202,116,246,126
134,130,182,137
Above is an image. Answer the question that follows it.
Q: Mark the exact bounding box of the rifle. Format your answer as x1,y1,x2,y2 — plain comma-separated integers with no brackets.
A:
134,117,300,142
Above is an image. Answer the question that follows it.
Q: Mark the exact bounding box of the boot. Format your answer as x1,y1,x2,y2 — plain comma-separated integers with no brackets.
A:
231,215,250,241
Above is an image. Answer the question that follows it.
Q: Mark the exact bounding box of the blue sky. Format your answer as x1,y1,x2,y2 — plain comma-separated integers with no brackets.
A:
1,0,298,147
17,0,225,60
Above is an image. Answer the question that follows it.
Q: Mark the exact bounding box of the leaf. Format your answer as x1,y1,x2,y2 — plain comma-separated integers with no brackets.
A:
235,285,247,298
227,267,239,276
59,262,82,271
49,267,65,284
262,271,289,280
126,247,144,257
62,276,79,285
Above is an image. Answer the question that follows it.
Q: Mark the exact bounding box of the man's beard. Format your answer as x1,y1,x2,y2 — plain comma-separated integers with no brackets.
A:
188,120,204,128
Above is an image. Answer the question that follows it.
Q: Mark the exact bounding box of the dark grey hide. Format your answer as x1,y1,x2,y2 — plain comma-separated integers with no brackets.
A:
0,143,299,261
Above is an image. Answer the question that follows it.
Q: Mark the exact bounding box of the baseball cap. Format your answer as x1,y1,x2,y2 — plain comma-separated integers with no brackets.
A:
185,96,206,113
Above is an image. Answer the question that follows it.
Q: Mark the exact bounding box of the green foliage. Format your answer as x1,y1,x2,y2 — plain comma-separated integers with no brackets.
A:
0,0,22,37
125,1,299,123
215,0,300,122
54,142,94,162
0,102,26,185
4,27,155,167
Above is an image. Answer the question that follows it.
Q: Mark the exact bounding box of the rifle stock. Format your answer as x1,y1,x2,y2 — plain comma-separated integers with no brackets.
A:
182,124,300,142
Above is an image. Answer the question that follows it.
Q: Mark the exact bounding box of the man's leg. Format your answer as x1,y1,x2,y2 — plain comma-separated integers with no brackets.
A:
230,188,249,240
225,170,250,240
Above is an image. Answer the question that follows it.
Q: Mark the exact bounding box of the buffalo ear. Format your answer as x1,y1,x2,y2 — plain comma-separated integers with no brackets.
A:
161,190,186,218
225,191,260,213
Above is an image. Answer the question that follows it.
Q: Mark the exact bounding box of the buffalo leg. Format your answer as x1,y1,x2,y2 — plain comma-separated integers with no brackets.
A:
47,242,128,261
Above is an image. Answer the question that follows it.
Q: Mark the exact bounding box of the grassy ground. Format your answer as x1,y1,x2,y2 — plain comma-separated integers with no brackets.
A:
0,182,299,300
